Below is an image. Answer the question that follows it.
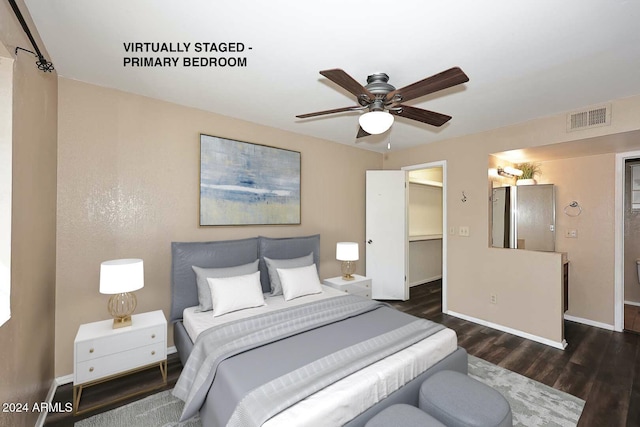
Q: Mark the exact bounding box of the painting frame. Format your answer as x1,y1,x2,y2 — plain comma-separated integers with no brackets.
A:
199,134,301,226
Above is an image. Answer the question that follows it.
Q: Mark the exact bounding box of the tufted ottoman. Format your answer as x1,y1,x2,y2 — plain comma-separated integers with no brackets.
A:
419,370,512,427
365,403,446,427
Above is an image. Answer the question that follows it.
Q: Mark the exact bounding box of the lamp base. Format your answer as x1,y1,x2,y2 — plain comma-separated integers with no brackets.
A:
340,260,356,281
107,292,137,329
112,315,132,329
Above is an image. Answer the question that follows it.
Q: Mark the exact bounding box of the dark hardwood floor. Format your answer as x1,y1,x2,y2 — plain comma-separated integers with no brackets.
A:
388,281,640,427
625,304,640,334
45,281,640,426
44,354,182,426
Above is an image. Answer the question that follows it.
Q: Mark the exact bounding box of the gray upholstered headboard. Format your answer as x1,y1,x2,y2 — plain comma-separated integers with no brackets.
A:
170,234,320,323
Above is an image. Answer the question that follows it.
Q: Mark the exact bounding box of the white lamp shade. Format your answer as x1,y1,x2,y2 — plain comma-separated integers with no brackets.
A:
336,242,359,261
358,111,394,135
100,259,144,294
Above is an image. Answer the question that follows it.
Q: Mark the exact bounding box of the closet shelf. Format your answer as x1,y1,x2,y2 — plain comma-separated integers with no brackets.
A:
409,180,443,188
409,234,443,242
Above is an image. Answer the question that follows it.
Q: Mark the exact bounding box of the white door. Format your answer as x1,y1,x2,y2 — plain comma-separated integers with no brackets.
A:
366,170,409,300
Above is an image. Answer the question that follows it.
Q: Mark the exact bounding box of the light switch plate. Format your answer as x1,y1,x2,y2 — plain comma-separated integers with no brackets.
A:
459,226,470,237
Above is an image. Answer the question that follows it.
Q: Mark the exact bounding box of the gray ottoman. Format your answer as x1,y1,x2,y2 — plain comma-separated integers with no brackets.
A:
419,370,512,427
365,404,446,427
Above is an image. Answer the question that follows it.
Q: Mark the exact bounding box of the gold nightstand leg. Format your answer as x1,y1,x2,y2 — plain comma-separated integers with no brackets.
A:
73,385,84,414
159,359,167,382
72,359,168,415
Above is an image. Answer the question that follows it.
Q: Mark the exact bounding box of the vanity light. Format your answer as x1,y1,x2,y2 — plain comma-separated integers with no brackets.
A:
497,166,523,178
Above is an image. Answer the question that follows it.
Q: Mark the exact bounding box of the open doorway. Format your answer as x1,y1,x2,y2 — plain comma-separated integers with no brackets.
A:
623,158,640,333
402,162,447,313
616,149,640,333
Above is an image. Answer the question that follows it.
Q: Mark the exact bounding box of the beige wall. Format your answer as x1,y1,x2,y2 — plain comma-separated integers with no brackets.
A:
408,183,443,236
384,94,640,344
55,78,382,376
538,154,616,325
0,2,58,425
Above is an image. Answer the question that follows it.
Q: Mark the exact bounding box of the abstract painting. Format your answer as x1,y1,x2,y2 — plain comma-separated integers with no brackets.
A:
200,134,301,226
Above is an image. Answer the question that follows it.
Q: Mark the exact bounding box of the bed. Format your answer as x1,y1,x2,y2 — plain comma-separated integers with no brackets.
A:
170,234,467,427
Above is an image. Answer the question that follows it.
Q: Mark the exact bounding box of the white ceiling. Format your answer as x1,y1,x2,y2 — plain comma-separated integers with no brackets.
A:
23,0,640,153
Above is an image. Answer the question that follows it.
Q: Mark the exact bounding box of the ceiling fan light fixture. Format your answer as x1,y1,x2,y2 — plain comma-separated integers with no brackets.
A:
358,111,394,135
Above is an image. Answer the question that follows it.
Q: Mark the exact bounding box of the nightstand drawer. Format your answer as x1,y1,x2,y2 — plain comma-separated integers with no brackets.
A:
75,341,166,385
341,286,370,298
341,281,370,293
76,324,165,362
324,275,372,299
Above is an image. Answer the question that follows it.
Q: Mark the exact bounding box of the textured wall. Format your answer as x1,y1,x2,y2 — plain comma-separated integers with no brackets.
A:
0,1,58,424
55,78,382,376
540,154,616,325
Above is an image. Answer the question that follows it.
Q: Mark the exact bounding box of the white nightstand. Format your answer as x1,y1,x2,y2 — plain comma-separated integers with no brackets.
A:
324,275,372,298
73,310,167,414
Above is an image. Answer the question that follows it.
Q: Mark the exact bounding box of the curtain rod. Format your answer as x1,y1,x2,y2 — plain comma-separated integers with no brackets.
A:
7,0,54,72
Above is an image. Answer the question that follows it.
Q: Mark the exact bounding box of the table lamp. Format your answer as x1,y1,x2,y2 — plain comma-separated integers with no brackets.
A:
336,242,359,281
99,259,144,329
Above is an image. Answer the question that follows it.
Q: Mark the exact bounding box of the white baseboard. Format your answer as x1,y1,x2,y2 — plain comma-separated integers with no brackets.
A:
38,344,180,426
34,379,59,427
563,314,615,331
624,300,640,308
447,310,568,350
55,373,74,386
409,275,442,287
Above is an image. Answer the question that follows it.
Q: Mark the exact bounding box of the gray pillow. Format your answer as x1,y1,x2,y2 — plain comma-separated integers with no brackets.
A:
264,253,314,296
191,259,259,312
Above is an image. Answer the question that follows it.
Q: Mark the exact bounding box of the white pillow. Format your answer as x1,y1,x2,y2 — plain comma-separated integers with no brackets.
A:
264,253,314,296
277,264,323,301
207,271,265,317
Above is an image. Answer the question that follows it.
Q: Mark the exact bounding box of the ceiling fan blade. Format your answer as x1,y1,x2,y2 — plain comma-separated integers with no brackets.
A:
296,106,361,119
356,126,371,139
393,104,452,127
386,67,469,103
320,69,375,101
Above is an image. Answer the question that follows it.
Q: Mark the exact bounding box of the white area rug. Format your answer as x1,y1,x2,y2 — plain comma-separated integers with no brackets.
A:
468,355,584,427
76,356,585,427
75,390,198,427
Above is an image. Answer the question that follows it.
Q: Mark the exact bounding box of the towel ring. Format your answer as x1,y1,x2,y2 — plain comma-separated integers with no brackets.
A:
564,201,582,217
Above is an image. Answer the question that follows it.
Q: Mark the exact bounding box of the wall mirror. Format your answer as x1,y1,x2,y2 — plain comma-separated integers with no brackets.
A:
490,184,556,252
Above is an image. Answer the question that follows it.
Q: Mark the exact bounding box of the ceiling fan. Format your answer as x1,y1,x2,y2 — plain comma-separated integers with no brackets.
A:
296,67,469,139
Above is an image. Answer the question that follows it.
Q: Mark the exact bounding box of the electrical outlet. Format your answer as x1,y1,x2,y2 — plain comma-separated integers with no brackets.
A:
565,229,578,238
490,294,497,304
459,226,470,237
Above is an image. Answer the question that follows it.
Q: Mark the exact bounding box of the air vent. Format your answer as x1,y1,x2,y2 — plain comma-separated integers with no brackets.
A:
567,104,611,132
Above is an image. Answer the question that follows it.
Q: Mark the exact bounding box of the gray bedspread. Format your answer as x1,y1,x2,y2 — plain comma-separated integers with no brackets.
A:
173,295,444,426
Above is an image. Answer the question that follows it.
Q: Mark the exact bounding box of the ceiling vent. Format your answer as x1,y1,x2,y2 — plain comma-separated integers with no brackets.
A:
566,104,611,132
